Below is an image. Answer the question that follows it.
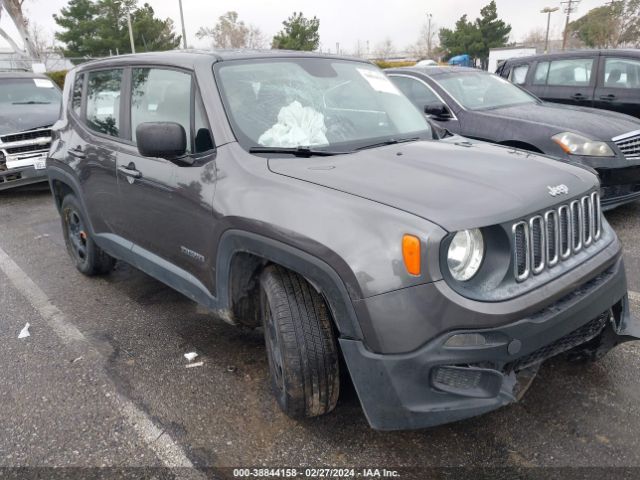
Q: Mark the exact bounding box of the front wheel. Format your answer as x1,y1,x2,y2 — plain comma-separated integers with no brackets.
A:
260,265,340,418
61,195,115,276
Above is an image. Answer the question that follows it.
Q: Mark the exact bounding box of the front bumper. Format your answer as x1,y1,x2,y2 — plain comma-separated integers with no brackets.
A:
0,166,48,191
572,156,640,210
341,255,638,430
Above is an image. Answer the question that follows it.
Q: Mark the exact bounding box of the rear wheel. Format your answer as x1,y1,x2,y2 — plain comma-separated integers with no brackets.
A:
61,195,115,276
260,265,340,418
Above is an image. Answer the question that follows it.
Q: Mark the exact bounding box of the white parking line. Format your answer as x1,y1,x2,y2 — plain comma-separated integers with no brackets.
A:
0,245,200,474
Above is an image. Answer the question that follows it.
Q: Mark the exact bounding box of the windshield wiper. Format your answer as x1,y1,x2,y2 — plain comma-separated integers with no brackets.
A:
12,101,51,105
355,137,421,151
249,146,349,157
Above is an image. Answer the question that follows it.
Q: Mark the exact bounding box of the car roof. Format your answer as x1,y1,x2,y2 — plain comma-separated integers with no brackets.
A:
388,66,483,77
501,48,640,64
0,71,51,79
74,49,372,72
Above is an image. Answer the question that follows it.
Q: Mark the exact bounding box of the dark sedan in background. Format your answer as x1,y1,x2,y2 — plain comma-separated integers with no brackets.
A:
388,66,640,210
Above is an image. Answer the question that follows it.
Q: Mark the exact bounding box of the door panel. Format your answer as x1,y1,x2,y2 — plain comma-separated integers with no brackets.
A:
115,66,218,290
594,56,640,119
78,68,124,234
535,56,597,106
115,67,192,261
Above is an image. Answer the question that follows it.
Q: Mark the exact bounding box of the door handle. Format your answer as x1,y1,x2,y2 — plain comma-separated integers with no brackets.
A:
117,162,142,179
68,146,86,159
571,93,586,100
599,94,616,101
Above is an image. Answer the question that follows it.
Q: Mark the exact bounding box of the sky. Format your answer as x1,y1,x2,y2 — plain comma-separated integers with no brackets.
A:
0,0,610,54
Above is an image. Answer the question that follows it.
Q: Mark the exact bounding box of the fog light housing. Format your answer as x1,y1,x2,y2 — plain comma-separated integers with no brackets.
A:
444,333,487,347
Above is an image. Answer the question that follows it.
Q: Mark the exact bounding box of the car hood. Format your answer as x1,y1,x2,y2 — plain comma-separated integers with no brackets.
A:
268,139,598,232
0,103,60,136
485,103,640,140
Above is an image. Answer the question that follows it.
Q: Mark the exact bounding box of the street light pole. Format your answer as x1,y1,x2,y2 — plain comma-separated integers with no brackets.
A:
127,8,135,54
541,7,559,54
178,0,188,49
426,13,433,58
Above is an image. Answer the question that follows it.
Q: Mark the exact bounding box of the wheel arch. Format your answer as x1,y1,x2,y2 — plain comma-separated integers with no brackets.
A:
216,230,365,342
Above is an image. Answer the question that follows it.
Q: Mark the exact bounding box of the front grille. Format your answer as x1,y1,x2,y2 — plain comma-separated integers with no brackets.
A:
613,131,640,160
5,143,50,155
513,192,602,282
508,311,610,371
0,127,52,167
0,127,52,144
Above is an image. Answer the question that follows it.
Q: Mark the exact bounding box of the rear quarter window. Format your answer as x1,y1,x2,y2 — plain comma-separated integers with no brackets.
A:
71,73,83,116
509,64,530,85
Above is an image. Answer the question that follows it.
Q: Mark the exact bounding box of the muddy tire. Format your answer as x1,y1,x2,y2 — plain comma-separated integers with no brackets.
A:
61,195,115,276
260,265,340,418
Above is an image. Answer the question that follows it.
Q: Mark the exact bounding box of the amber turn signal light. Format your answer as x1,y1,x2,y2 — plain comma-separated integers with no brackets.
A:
402,234,421,276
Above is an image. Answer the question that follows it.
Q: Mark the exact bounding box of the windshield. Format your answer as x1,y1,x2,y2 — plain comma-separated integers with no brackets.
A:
0,78,61,105
215,58,431,152
436,71,537,110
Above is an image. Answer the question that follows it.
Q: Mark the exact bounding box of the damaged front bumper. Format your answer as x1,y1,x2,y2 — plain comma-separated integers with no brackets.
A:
340,256,638,431
0,165,47,191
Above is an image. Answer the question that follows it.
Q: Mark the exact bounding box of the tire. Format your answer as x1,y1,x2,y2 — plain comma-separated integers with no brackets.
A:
61,195,115,276
260,265,340,418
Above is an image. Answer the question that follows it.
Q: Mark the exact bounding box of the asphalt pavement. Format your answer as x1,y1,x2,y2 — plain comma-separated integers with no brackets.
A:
1,186,640,477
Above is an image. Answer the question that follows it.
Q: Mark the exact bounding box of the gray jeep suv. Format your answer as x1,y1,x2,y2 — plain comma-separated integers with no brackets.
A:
47,51,638,430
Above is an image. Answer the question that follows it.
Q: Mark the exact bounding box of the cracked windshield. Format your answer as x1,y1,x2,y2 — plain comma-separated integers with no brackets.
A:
216,59,431,150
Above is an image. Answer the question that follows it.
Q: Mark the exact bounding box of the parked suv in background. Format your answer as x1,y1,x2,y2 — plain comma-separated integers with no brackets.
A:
47,51,638,430
496,49,640,119
0,71,61,190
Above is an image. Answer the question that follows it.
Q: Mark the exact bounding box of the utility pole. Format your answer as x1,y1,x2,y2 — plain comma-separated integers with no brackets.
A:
426,13,433,58
178,0,188,49
561,0,580,50
541,6,559,53
127,8,136,54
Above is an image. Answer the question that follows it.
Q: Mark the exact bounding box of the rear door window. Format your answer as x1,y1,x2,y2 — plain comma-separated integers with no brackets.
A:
533,61,549,85
603,57,640,89
86,69,123,137
547,58,594,86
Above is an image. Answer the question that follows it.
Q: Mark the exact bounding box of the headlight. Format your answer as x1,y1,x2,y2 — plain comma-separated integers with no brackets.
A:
447,229,484,281
552,132,614,157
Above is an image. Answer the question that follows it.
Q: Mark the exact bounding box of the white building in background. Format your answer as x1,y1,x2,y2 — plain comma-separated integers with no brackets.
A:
488,47,536,73
0,47,74,72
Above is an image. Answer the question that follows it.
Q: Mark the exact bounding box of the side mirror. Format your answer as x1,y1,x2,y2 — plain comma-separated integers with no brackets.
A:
136,122,187,159
424,102,452,120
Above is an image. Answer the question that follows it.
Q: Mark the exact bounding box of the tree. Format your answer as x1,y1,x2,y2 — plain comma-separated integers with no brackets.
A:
569,0,640,48
272,12,320,51
54,0,181,60
374,37,395,60
408,22,439,59
0,0,39,58
522,27,546,46
247,25,267,49
439,15,484,59
196,11,248,49
439,1,511,67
